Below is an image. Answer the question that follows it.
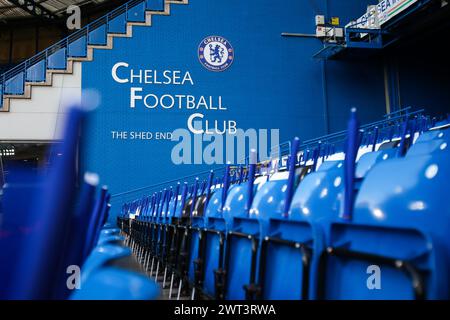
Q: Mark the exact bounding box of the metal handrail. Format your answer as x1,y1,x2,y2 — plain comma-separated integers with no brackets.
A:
0,0,147,86
301,108,424,147
111,165,227,198
114,108,426,203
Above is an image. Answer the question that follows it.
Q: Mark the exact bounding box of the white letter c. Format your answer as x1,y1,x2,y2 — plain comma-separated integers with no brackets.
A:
112,62,129,83
187,113,204,134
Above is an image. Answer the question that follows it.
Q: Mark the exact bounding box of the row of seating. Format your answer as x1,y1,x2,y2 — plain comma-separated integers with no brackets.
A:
119,109,450,300
0,106,158,299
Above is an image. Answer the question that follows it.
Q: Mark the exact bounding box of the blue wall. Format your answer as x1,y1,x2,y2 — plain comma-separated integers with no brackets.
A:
80,0,385,216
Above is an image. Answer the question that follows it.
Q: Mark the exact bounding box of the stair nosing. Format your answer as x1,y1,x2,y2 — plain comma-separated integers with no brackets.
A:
1,0,189,111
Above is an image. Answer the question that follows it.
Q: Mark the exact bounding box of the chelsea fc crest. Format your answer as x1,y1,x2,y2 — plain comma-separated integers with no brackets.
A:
198,36,234,72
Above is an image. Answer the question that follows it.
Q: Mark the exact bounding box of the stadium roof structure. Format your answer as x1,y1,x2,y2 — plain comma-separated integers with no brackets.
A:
0,0,110,21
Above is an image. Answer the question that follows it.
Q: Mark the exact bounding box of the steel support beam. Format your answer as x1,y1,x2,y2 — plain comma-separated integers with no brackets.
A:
7,0,57,20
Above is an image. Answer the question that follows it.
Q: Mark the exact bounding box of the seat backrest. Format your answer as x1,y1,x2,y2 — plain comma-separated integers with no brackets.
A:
0,167,41,299
414,129,448,143
84,187,108,259
282,161,344,299
222,175,268,226
204,187,224,220
289,160,344,227
323,153,450,299
166,192,180,219
201,186,227,297
250,172,288,218
407,138,448,157
192,194,209,218
9,107,85,299
54,173,99,299
70,267,159,300
223,167,304,300
254,165,315,300
378,140,400,150
355,149,397,179
219,170,268,288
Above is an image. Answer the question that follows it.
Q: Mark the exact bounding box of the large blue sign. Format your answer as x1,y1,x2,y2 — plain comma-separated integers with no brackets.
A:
80,0,385,219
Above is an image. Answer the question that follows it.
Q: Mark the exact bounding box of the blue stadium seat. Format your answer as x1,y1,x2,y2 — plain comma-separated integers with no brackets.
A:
287,160,344,300
71,267,159,300
355,149,397,179
407,129,449,157
222,140,301,300
201,181,228,298
317,151,450,299
6,107,85,299
255,162,316,300
111,108,449,301
188,172,214,299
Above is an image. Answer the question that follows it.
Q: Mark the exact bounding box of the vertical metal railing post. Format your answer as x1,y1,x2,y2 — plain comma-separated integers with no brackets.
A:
65,38,69,66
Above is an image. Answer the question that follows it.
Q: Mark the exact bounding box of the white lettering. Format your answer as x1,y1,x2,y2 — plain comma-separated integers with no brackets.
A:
188,113,204,134
130,87,142,108
112,62,129,83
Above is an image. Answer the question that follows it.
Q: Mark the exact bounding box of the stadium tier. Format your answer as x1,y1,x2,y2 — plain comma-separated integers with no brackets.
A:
117,109,450,300
2,105,448,300
0,0,449,304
